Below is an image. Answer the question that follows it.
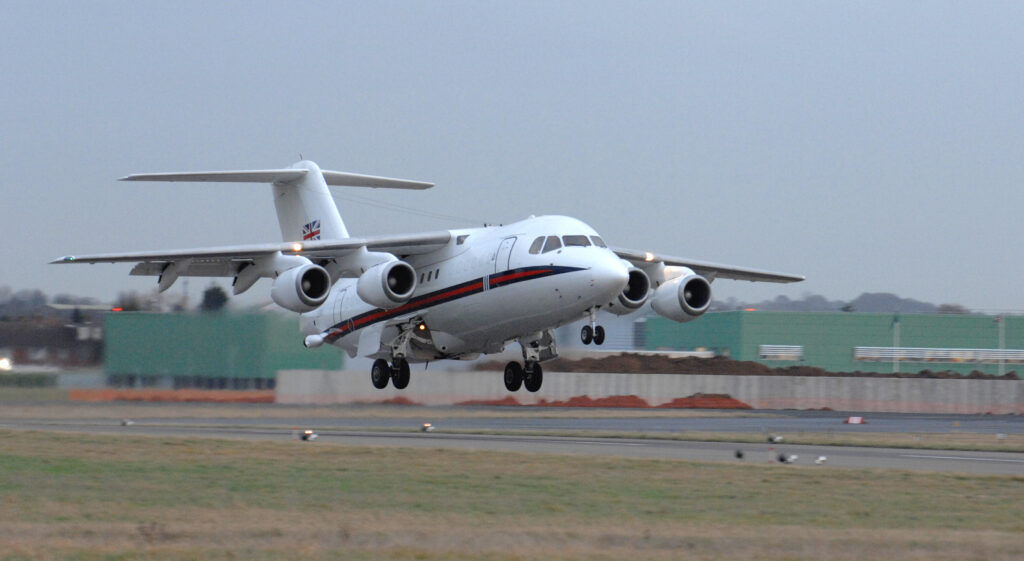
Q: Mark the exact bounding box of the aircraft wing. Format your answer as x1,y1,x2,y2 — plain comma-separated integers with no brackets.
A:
51,231,453,279
613,247,804,284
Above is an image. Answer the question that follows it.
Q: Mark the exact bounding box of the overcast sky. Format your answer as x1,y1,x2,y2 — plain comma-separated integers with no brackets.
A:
3,1,1023,311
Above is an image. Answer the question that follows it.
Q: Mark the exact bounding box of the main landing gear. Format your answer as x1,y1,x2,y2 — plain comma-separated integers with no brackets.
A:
371,357,410,389
503,361,543,392
504,329,555,392
580,324,605,345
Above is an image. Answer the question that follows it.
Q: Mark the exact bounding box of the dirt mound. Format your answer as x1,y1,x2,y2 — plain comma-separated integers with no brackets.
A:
657,393,752,409
455,396,523,406
480,354,1019,380
457,393,752,409
536,394,653,408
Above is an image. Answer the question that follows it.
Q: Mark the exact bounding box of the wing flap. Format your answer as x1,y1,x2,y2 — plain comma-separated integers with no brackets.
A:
129,261,244,278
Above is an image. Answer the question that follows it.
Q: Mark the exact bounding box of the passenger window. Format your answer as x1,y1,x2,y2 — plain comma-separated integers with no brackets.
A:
427,271,433,282
435,268,439,280
542,235,562,253
590,236,607,248
528,236,545,254
563,235,591,247
419,273,425,284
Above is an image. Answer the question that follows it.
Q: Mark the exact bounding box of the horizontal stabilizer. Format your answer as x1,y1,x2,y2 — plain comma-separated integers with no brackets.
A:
322,171,433,190
120,168,433,190
120,169,308,183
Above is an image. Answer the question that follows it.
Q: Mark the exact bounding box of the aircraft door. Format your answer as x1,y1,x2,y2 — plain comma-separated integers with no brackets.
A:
333,288,347,325
495,236,516,273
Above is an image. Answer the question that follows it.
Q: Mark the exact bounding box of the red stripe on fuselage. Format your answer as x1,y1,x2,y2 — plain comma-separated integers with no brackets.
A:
349,280,485,330
489,268,553,287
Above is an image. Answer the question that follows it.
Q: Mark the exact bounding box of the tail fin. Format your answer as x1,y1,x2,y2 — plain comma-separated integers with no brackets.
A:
120,160,433,242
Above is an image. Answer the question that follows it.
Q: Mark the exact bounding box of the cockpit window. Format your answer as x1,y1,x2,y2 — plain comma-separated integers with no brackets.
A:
542,235,562,253
562,235,591,247
528,236,545,254
590,236,607,248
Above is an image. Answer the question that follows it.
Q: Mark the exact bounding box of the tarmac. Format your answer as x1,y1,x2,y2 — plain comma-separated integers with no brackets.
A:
3,405,1022,475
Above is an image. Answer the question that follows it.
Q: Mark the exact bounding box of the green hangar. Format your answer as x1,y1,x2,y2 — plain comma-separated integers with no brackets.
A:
104,313,343,388
644,311,1023,376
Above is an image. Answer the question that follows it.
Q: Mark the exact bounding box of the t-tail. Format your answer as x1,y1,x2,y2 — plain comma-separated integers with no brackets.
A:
120,160,433,242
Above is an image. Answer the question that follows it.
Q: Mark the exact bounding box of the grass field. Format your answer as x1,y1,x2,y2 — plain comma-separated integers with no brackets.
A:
1,429,1021,560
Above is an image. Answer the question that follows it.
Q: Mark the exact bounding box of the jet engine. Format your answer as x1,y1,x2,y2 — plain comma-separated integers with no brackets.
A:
604,266,651,316
270,263,331,313
356,260,417,309
650,268,712,322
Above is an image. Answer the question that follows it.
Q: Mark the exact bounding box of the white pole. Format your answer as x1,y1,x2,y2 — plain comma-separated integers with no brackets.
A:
893,318,900,374
999,315,1005,377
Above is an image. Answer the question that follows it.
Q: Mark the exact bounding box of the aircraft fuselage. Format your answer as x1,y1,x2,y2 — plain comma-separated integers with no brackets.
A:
301,215,629,361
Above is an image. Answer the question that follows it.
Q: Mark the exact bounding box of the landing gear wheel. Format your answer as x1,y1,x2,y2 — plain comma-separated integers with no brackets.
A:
523,363,543,393
503,362,523,392
593,325,605,346
581,325,593,345
370,359,391,389
391,358,410,389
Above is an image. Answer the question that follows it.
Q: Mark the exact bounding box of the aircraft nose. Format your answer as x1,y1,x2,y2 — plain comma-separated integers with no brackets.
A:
590,253,630,296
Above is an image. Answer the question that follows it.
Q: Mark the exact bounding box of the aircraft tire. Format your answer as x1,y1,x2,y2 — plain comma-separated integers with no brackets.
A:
593,325,605,345
523,363,543,392
371,359,391,389
503,362,523,392
392,358,411,389
581,325,593,345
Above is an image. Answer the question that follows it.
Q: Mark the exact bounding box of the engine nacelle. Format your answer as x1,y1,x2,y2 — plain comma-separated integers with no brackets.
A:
356,260,417,309
270,264,331,313
605,266,651,316
650,269,712,322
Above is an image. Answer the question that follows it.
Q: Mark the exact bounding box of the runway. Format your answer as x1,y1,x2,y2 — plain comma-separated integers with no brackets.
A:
3,406,1022,475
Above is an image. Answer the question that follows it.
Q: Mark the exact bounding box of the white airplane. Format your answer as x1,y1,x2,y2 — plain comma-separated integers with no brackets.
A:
53,160,802,392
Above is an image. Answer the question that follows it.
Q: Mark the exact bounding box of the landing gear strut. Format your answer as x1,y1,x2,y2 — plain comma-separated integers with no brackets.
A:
370,357,411,389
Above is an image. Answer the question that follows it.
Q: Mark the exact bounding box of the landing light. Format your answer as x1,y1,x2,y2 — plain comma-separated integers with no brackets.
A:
0,358,11,371
417,322,427,332
644,252,655,262
291,243,303,252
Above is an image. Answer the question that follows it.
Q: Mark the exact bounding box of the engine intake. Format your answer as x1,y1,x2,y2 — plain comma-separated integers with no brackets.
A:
651,270,712,322
270,264,331,313
357,260,417,309
606,267,651,316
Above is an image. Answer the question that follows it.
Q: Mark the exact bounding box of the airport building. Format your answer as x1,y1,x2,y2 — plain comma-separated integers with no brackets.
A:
644,311,1024,376
104,312,343,388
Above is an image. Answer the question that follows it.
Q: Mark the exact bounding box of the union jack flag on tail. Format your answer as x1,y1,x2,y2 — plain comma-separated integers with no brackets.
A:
302,220,321,241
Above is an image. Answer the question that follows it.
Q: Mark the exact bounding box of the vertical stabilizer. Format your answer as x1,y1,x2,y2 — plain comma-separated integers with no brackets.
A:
273,160,349,241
